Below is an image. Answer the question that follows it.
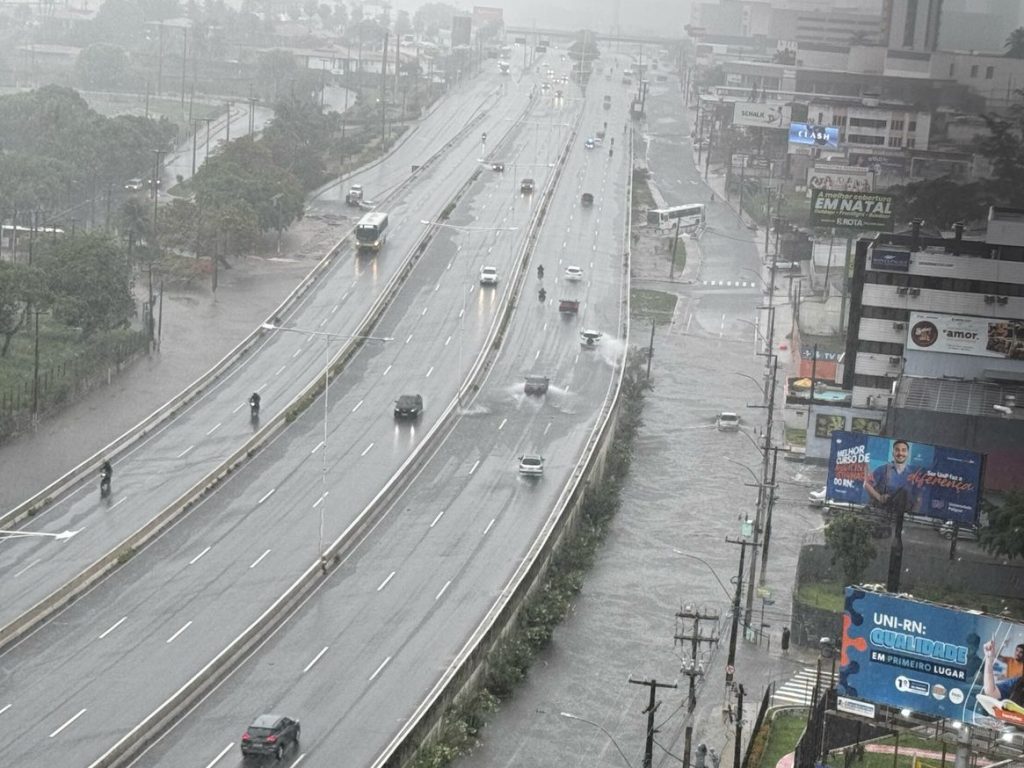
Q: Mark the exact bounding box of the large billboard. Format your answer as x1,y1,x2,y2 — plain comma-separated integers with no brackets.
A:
811,190,894,230
807,164,874,193
788,122,839,148
840,588,1024,729
733,101,790,128
826,431,984,525
907,312,1024,360
451,14,472,46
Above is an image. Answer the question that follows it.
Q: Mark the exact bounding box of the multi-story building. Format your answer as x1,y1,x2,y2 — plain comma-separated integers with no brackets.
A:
841,210,1024,489
885,0,944,52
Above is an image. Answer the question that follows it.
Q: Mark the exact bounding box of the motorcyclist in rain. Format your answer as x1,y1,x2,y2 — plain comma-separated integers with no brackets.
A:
537,264,544,279
249,391,261,418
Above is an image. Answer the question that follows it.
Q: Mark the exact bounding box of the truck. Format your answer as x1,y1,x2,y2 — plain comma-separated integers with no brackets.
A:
345,184,365,207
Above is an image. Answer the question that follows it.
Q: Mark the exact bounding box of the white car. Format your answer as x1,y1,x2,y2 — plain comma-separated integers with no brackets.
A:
479,266,498,286
716,412,740,431
518,454,545,476
580,329,602,348
564,265,583,281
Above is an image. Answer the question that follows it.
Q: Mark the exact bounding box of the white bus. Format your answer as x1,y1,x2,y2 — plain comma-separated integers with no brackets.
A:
647,203,705,230
355,211,389,252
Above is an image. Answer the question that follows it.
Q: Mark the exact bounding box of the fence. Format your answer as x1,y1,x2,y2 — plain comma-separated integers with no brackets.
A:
743,682,776,768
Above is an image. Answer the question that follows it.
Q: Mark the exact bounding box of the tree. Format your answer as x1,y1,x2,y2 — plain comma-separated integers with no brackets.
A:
394,9,412,39
39,234,134,337
979,492,1024,560
412,1,454,38
75,44,133,90
1006,28,1024,58
118,197,152,255
889,176,989,230
824,511,878,585
0,262,46,356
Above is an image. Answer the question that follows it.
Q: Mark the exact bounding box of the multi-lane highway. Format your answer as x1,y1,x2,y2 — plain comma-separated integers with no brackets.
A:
1,51,633,767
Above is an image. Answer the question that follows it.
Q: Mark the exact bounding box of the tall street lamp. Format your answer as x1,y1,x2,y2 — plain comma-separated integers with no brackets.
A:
260,322,392,565
560,712,635,768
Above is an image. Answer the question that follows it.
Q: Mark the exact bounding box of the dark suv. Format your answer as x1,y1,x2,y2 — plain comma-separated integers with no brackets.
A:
520,178,535,193
240,714,300,760
394,394,424,419
524,375,550,396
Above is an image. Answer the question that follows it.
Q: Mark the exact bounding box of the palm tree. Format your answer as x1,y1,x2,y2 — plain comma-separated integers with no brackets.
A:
117,198,151,257
1006,27,1024,58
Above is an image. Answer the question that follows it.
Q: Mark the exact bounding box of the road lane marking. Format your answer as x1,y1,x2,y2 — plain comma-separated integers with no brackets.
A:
430,510,445,528
445,335,452,346
275,365,287,376
535,349,540,360
232,401,244,413
313,493,328,508
498,418,507,431
435,282,441,292
258,488,275,504
331,304,340,314
544,423,552,435
167,621,193,643
369,656,392,681
377,571,395,591
166,618,192,643
426,366,434,377
319,317,328,328
206,743,234,767
303,646,329,673
14,559,39,578
469,459,480,475
458,308,465,319
292,347,302,358
352,399,363,412
111,496,127,509
177,445,194,458
484,518,496,534
205,423,222,436
361,443,374,456
99,617,127,639
250,550,271,568
421,306,428,315
405,334,413,344
435,580,451,600
49,708,87,738
189,546,211,565
311,440,324,454
383,365,392,376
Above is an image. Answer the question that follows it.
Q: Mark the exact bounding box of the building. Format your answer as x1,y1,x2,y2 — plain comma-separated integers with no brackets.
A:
841,211,1024,489
885,0,943,52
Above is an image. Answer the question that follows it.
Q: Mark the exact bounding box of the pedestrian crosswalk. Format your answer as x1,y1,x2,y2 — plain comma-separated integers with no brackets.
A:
700,279,759,289
772,665,837,707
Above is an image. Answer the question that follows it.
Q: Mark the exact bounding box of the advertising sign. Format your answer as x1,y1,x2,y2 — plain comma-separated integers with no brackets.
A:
870,247,911,272
733,101,790,129
788,122,840,148
808,164,874,192
472,6,504,26
840,588,1024,729
451,15,472,46
825,431,984,524
907,312,1024,360
816,414,846,439
811,190,895,230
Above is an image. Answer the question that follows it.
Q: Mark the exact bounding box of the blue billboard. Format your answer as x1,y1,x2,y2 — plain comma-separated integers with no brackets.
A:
870,247,911,272
840,588,1024,729
788,122,840,148
825,432,983,525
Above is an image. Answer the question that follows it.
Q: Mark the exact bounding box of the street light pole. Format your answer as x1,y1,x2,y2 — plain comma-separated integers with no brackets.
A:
560,712,635,768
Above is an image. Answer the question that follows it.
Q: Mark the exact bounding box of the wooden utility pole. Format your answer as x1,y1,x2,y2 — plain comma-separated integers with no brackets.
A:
628,677,678,768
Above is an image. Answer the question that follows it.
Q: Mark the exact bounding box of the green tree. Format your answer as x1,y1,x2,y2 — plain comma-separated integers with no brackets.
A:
118,197,152,256
75,44,132,90
979,492,1024,560
889,176,989,230
1006,28,1024,58
412,1,454,38
824,511,878,585
39,234,134,336
0,262,46,356
394,9,412,39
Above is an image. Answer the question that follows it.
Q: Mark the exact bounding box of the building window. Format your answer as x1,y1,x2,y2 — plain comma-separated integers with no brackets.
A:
986,66,995,79
892,119,904,131
888,136,903,147
849,117,888,129
949,63,955,76
907,137,915,148
848,134,885,145
908,120,917,131
971,64,979,78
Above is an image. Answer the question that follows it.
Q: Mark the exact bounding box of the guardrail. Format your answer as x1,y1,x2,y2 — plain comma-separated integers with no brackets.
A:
0,93,536,654
85,92,547,768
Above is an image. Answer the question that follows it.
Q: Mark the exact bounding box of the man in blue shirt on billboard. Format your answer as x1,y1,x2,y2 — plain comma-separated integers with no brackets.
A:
863,439,922,515
982,639,1024,707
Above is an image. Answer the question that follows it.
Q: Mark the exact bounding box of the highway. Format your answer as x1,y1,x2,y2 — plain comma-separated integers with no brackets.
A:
132,52,633,768
1,53,602,767
0,66,536,634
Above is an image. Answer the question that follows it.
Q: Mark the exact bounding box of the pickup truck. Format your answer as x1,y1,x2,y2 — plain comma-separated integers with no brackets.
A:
558,298,579,313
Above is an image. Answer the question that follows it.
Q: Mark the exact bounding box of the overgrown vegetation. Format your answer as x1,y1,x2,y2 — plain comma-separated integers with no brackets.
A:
408,353,647,767
631,288,677,324
979,491,1024,560
823,510,877,585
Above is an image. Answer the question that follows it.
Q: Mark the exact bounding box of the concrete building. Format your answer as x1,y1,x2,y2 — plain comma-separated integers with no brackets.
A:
885,0,944,52
841,211,1024,489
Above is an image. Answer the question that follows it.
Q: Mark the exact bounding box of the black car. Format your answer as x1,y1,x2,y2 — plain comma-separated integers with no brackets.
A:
394,394,424,418
520,178,535,193
241,714,300,760
524,375,550,396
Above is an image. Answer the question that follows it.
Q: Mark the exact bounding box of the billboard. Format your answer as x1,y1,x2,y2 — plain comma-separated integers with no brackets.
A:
840,587,1024,729
870,247,911,272
472,5,504,27
451,14,472,46
788,122,840,148
825,431,984,525
733,101,790,128
907,312,1024,360
807,164,874,193
811,190,894,230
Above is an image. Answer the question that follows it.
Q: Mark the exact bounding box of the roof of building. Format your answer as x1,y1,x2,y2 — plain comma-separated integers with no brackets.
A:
896,376,1024,418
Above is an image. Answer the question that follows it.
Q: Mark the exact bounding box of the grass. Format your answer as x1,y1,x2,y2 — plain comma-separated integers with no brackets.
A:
826,733,954,768
757,712,808,768
0,316,83,395
785,425,807,447
797,580,846,612
631,289,677,324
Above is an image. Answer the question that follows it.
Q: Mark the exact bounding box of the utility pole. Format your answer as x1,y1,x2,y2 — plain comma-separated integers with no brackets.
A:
380,30,390,153
669,217,681,279
733,684,746,768
725,534,756,687
645,319,655,382
675,604,720,712
760,444,780,586
628,677,678,768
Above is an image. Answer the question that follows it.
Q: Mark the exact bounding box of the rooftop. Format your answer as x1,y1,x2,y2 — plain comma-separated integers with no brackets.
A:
896,376,1024,418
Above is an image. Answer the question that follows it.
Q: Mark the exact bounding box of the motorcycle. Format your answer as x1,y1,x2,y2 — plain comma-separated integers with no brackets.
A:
537,265,544,279
100,468,112,498
538,287,547,302
249,396,261,421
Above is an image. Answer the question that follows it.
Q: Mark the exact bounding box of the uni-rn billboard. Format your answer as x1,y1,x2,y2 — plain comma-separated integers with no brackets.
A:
840,588,1024,730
